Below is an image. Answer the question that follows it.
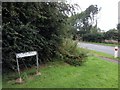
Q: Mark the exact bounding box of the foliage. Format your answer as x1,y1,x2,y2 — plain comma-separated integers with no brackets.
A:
68,5,118,43
82,33,104,42
104,28,118,40
81,28,118,43
68,5,100,37
59,39,87,66
117,24,120,45
2,2,76,71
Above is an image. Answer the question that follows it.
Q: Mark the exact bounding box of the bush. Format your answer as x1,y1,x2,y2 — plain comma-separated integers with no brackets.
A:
2,2,73,71
59,39,88,66
82,33,104,42
104,29,118,41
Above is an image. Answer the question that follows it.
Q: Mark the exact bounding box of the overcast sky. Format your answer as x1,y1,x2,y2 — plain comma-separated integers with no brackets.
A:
67,0,120,31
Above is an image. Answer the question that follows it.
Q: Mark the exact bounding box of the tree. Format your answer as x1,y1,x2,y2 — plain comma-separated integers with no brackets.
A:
104,28,118,40
117,23,120,43
68,5,100,40
82,33,104,42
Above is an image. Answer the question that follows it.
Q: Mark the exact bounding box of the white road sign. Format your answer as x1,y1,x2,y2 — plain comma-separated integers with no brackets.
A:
16,51,37,58
16,51,39,80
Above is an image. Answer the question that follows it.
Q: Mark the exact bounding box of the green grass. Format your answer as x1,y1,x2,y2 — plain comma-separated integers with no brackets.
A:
3,56,118,88
88,49,120,61
0,75,2,89
82,41,118,47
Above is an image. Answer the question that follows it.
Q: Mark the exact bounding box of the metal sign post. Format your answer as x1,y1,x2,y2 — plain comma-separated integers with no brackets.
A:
16,51,41,83
16,57,21,79
36,53,39,72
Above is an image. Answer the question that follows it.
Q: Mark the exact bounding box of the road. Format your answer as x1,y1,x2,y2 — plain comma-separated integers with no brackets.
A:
78,42,115,56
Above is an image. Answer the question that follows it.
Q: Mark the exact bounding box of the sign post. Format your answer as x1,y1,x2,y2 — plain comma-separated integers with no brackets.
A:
16,57,22,83
16,51,41,83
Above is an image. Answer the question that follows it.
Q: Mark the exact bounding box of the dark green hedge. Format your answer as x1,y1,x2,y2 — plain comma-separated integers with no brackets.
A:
2,2,72,71
82,33,104,42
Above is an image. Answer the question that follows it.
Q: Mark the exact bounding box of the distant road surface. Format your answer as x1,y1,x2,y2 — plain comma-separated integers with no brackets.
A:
78,42,115,56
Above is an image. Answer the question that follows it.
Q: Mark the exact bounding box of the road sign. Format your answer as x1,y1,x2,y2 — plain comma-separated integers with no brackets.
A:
16,51,40,83
16,51,37,58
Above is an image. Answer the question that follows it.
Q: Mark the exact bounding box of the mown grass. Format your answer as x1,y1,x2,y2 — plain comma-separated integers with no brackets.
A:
82,41,117,47
3,56,118,88
88,49,120,61
0,75,2,89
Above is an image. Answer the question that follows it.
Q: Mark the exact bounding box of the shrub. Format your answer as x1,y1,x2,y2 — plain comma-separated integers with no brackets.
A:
82,33,104,42
2,2,74,71
59,39,88,66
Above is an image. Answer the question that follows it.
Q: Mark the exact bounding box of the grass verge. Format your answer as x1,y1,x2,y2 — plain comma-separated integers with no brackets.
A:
87,49,120,61
3,56,118,88
0,75,1,89
82,41,117,47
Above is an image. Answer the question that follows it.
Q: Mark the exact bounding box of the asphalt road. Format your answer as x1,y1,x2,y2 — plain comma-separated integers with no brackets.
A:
78,42,115,56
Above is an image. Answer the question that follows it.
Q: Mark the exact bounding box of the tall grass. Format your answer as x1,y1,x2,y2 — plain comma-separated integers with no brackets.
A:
59,39,88,66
